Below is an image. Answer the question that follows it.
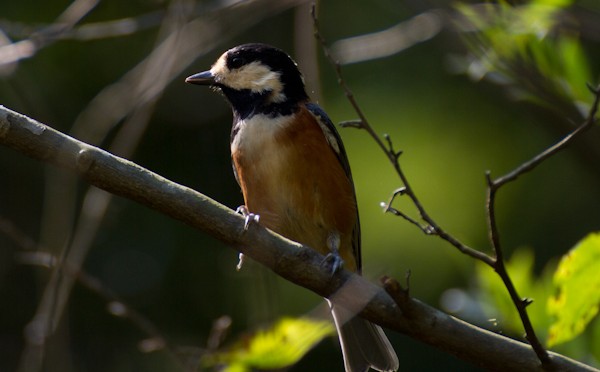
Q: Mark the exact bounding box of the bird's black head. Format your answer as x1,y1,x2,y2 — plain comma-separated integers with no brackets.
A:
186,43,309,119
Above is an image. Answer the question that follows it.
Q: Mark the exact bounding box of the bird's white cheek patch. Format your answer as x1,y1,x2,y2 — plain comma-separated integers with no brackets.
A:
211,59,285,102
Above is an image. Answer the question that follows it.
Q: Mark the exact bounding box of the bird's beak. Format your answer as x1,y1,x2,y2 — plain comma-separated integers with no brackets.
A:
185,70,215,85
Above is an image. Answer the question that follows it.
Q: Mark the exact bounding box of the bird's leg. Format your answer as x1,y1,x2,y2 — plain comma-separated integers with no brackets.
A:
235,205,260,271
323,232,344,275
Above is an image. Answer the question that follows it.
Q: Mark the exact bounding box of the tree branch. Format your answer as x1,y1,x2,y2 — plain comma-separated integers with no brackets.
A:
0,106,597,371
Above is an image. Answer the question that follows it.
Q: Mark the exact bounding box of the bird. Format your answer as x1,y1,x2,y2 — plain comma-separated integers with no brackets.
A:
185,43,398,372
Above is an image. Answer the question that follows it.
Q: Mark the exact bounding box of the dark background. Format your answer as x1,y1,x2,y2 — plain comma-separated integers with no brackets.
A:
1,0,599,371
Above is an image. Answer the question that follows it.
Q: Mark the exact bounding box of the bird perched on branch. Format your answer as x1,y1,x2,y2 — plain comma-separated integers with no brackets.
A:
185,43,398,372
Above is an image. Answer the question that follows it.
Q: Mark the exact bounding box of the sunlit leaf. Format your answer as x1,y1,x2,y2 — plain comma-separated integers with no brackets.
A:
532,0,573,7
455,0,592,118
591,317,600,362
547,232,600,347
220,363,248,372
557,35,593,106
204,317,335,371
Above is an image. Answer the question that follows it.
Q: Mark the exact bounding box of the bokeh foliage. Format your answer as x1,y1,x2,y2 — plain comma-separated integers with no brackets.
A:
203,317,335,372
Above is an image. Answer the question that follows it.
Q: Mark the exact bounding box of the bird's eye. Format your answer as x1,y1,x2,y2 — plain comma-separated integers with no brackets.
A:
229,56,246,69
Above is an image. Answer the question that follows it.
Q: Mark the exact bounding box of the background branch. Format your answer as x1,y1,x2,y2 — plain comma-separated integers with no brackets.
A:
4,1,309,370
1,105,597,371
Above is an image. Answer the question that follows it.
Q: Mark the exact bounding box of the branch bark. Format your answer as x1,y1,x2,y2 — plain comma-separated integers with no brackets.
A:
0,106,596,372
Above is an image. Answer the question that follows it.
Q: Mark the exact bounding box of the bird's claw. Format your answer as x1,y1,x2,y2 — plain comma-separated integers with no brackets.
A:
236,253,245,271
234,205,259,271
322,253,344,276
322,232,344,276
236,205,260,230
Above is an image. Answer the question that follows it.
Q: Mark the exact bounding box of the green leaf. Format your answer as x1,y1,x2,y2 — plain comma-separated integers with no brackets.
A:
220,363,248,372
547,232,600,347
455,0,593,117
557,35,593,104
204,317,336,371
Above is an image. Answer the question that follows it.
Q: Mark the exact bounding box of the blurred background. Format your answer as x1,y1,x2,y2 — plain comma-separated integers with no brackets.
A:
1,0,599,371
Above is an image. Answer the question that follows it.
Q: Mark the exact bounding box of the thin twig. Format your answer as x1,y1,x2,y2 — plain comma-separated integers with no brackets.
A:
492,84,600,189
67,265,172,354
0,0,99,66
486,167,547,362
379,187,426,230
2,215,234,371
0,219,179,359
311,3,495,267
484,84,600,366
0,215,38,250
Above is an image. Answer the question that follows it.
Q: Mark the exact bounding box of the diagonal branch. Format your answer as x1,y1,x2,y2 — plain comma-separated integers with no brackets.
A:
0,103,597,372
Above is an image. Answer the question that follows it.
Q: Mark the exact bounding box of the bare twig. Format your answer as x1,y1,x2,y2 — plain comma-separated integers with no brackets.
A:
0,0,99,66
491,84,600,189
0,217,182,365
484,84,600,365
0,215,38,250
379,187,428,231
22,253,176,357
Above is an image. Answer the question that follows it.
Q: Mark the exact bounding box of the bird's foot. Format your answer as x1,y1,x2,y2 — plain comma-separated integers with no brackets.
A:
236,205,260,230
323,232,344,276
322,252,344,276
235,205,259,271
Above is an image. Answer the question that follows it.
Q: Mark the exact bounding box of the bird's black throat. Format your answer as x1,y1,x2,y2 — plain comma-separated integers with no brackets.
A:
219,85,302,120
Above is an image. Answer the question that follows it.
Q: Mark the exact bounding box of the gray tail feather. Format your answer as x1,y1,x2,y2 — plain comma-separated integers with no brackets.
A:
330,302,399,372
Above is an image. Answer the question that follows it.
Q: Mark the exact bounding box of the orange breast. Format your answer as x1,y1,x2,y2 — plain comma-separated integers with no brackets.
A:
232,108,358,271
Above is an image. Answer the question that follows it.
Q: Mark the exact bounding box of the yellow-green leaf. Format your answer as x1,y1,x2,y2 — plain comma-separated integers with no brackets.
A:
205,317,335,371
547,232,600,347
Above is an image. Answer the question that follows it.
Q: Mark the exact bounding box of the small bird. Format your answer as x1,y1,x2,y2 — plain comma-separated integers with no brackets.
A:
186,43,398,372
